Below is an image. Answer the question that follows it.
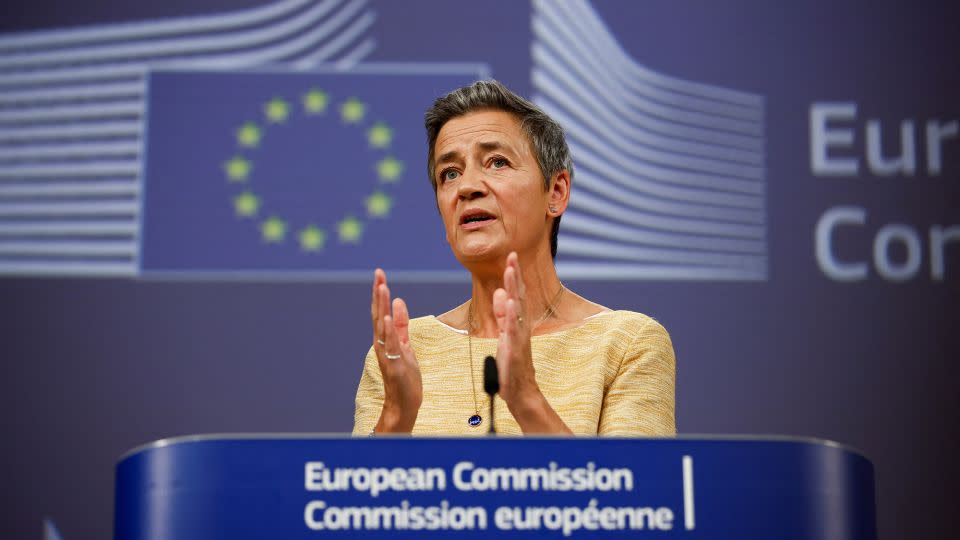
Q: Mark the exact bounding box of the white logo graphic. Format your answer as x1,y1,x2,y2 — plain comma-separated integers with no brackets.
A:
0,0,377,276
533,0,768,281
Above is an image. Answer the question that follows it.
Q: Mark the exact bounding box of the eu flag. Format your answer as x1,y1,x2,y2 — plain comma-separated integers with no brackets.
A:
139,67,484,278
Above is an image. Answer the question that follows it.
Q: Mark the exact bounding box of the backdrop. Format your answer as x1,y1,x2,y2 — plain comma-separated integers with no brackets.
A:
1,1,957,539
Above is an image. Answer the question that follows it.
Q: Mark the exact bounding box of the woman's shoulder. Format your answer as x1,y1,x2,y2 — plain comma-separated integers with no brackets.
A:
557,290,666,335
570,309,670,343
568,311,673,374
581,309,663,328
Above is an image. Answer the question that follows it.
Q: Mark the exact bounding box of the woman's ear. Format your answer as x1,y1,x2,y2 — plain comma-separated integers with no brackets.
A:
547,169,571,216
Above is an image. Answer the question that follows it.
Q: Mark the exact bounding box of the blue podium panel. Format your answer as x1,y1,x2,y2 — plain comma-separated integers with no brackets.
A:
114,435,876,540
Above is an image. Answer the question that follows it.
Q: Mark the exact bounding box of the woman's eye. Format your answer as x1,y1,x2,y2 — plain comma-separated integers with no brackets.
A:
492,158,507,168
441,169,460,182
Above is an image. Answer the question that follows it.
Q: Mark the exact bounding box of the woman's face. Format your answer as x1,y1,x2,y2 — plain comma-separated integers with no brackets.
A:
432,109,557,265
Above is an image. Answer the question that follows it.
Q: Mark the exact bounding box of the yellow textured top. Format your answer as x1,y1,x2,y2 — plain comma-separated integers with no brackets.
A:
353,310,676,436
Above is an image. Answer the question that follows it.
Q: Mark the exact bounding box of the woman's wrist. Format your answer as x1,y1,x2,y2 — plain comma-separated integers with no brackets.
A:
505,387,573,435
505,386,545,421
502,374,543,416
375,397,419,433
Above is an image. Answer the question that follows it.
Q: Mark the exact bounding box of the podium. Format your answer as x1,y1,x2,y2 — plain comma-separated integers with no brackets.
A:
115,435,876,539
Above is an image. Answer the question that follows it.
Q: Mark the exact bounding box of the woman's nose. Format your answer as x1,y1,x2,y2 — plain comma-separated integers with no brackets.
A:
457,167,487,200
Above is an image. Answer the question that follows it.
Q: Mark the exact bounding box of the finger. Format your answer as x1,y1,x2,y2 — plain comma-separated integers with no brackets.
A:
383,314,403,359
393,298,410,346
380,283,392,324
371,269,385,339
508,252,525,297
496,297,517,377
504,265,517,301
374,289,383,348
505,297,521,338
493,288,508,333
503,263,527,329
509,253,528,321
376,282,392,347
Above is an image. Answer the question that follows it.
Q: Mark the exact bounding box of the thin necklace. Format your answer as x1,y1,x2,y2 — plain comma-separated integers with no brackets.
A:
464,283,566,427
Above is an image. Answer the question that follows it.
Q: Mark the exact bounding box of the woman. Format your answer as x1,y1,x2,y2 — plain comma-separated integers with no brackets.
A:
353,81,675,436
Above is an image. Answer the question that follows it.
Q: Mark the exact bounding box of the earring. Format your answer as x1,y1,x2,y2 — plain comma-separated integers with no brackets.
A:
549,206,557,213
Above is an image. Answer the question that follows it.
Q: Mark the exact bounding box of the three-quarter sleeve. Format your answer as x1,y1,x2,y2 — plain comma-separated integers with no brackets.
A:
598,318,676,436
351,346,384,435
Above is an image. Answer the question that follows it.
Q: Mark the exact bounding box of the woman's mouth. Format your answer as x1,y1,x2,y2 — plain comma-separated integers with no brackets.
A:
460,210,496,230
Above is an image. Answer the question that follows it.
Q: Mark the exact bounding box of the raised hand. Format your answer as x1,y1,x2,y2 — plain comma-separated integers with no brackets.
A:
492,252,540,409
370,269,422,432
491,253,573,434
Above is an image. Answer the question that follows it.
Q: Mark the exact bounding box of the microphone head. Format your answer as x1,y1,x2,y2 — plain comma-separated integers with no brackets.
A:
483,356,499,395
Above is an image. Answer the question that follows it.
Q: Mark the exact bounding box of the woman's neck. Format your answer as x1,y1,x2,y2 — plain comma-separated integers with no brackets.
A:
466,250,563,338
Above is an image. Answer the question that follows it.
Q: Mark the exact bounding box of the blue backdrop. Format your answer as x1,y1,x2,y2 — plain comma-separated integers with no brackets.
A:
1,1,957,539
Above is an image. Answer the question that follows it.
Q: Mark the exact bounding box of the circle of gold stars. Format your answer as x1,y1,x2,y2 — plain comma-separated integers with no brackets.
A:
222,87,405,253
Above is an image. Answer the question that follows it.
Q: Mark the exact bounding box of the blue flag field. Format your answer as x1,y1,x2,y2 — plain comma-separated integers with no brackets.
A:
139,67,483,278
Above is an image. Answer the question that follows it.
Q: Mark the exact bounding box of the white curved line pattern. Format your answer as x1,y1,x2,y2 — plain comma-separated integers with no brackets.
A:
332,38,377,70
543,99,764,186
567,141,763,207
0,65,146,89
0,201,139,217
555,262,766,281
533,3,754,117
532,32,761,136
0,181,139,198
543,0,762,106
0,221,137,236
0,82,145,106
533,58,762,151
0,0,315,51
0,262,134,276
0,241,136,257
0,0,346,69
532,62,763,161
533,0,768,281
0,102,144,124
292,12,377,67
534,3,763,131
0,142,140,162
0,162,140,178
165,1,375,70
571,155,763,216
560,236,767,271
0,123,141,144
561,213,765,254
0,0,377,276
569,189,763,234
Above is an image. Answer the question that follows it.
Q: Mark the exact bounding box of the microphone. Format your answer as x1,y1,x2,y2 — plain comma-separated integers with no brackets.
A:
483,356,499,435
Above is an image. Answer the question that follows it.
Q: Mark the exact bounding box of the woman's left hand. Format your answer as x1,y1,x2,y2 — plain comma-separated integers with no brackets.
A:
492,252,538,407
492,252,572,434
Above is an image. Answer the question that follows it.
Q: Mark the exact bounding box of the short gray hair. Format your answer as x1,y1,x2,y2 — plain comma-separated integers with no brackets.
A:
424,80,573,258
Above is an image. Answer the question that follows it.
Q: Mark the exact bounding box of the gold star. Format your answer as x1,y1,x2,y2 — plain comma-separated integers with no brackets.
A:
233,191,260,217
376,156,403,182
365,191,392,218
367,122,392,148
303,89,329,114
337,216,364,244
236,122,261,147
299,225,326,252
264,97,290,123
224,156,252,181
340,98,366,123
261,217,287,243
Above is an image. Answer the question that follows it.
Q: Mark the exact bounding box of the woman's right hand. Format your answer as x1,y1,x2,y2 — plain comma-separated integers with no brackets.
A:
371,269,422,433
